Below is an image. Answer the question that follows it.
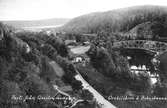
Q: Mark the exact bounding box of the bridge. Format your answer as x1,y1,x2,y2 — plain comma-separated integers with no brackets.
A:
112,40,167,54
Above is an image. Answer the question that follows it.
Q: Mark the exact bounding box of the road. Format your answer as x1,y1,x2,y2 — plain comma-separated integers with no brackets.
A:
51,60,116,108
75,70,116,108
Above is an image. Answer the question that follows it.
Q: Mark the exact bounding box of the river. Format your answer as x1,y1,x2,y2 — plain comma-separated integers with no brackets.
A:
120,48,160,85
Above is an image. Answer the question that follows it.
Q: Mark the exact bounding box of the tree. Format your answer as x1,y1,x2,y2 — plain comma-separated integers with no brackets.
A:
86,45,116,76
40,44,57,59
46,36,69,57
0,80,28,108
79,89,93,101
87,44,151,93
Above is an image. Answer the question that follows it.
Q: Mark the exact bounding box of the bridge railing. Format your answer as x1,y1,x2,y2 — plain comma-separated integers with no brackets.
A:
112,40,167,53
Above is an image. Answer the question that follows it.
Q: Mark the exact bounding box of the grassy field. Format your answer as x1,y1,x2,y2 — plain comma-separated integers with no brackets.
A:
70,45,90,54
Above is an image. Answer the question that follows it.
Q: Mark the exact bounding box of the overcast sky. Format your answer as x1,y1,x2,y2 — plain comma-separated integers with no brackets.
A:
0,0,167,20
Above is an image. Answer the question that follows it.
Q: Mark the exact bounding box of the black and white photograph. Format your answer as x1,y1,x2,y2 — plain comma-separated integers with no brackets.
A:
1,0,167,108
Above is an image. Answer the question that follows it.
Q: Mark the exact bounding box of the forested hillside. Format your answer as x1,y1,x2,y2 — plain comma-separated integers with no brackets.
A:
62,5,167,38
0,23,99,108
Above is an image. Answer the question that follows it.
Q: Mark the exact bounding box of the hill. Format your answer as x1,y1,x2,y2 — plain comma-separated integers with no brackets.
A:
61,5,167,37
0,23,100,108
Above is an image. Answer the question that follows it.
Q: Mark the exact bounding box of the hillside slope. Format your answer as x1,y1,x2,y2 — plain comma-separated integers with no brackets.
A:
0,23,100,108
62,5,167,36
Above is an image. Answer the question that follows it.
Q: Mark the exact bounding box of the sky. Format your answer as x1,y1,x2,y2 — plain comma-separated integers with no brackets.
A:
0,0,167,20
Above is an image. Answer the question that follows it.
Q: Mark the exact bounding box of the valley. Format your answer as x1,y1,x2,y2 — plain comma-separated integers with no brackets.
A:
1,5,167,108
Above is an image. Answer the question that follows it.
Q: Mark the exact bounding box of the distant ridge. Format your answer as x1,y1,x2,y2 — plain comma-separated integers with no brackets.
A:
61,5,167,34
1,18,70,29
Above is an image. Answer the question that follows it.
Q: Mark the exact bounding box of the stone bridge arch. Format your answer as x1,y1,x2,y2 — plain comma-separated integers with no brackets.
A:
112,40,167,54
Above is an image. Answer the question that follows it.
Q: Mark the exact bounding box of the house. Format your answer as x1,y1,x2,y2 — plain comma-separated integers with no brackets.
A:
83,41,90,46
72,54,90,66
74,56,83,63
72,55,86,63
